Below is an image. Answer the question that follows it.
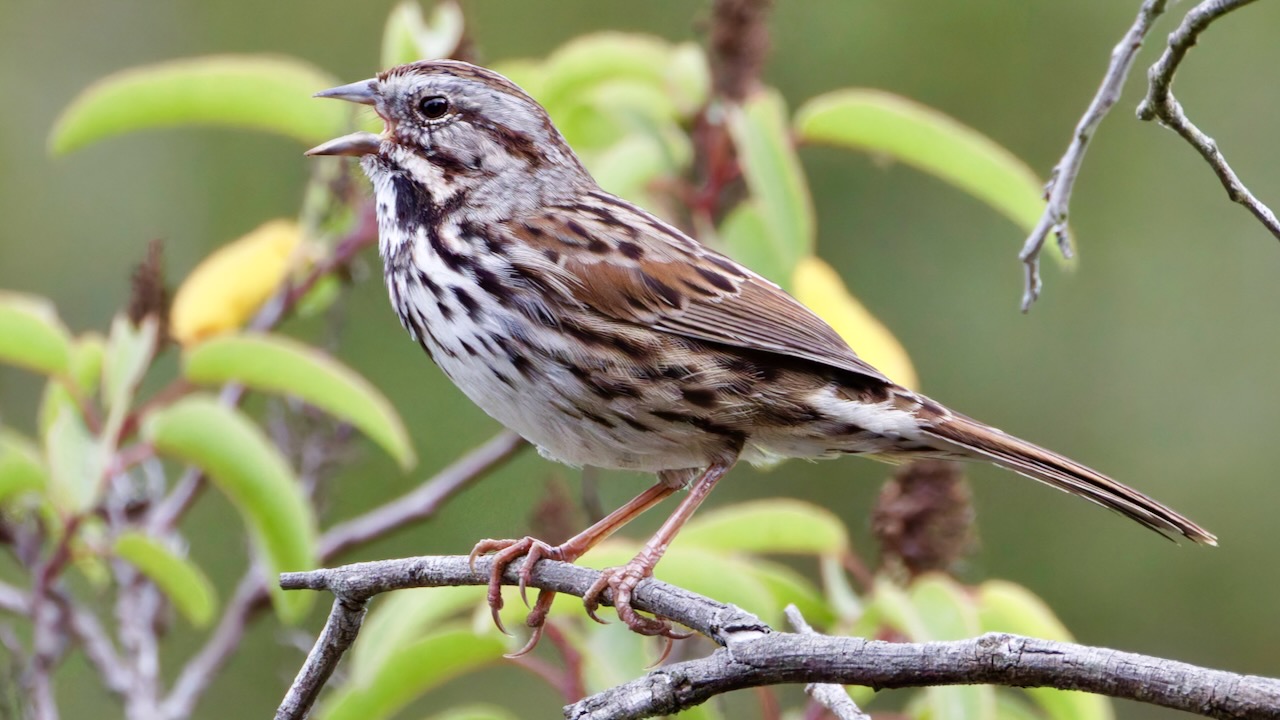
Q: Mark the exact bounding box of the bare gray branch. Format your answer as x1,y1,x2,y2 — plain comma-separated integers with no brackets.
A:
278,555,1280,720
1019,0,1169,311
784,605,869,720
1136,0,1280,239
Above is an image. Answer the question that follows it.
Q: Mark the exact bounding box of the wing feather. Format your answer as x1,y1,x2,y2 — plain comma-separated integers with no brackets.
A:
503,195,891,383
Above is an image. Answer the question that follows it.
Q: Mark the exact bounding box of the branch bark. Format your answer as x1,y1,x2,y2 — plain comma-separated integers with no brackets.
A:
1018,0,1168,311
1136,0,1280,239
277,555,1280,720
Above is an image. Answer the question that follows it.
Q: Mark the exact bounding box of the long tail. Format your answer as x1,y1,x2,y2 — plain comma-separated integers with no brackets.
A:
921,412,1216,545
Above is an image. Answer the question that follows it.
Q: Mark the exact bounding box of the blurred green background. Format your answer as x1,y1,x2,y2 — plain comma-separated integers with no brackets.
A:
3,1,1279,718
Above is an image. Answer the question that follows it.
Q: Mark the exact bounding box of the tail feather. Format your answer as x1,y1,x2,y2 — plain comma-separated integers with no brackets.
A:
923,414,1216,546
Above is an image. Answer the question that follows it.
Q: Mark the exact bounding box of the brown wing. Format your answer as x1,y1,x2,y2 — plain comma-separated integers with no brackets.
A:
502,190,891,383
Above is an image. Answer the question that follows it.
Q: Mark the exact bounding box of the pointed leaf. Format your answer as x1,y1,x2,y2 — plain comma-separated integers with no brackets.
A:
0,293,72,376
793,257,918,390
676,498,848,556
0,430,47,505
726,89,814,281
50,55,346,154
113,531,217,627
183,333,415,469
170,219,302,346
317,628,504,720
796,90,1055,247
144,395,316,622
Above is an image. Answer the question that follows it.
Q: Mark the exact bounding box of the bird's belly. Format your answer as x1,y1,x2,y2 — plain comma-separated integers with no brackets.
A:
388,269,707,472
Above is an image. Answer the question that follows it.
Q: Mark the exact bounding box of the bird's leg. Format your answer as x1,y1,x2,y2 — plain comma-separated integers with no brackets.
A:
583,461,733,637
469,479,677,639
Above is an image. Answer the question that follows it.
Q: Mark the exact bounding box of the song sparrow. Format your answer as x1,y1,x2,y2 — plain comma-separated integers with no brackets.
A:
308,60,1214,649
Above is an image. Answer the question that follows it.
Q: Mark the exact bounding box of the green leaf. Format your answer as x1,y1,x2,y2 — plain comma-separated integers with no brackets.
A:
381,0,464,68
183,333,415,470
102,316,157,414
50,55,346,154
795,89,1055,247
663,42,710,116
45,406,105,515
144,395,317,622
675,498,848,556
717,202,790,288
978,581,1114,720
317,628,505,720
726,89,814,281
748,559,833,627
540,33,671,111
0,292,72,376
113,531,218,627
423,705,518,720
909,574,980,641
349,586,486,686
0,430,47,505
39,335,108,436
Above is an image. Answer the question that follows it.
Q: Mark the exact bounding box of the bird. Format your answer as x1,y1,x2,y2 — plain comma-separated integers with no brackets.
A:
306,59,1214,650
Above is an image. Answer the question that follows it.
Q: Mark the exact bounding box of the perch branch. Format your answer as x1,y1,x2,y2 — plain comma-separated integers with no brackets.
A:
784,605,868,720
277,555,1280,720
1136,0,1280,239
159,431,525,719
1019,0,1169,311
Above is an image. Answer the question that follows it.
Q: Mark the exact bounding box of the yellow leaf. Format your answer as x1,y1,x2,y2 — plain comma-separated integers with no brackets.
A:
170,220,302,346
793,256,919,390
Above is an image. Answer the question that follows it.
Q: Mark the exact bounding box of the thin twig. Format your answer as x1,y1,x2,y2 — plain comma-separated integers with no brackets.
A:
49,588,130,697
1136,0,1280,239
1019,0,1169,311
274,597,369,720
278,555,1280,720
784,606,869,720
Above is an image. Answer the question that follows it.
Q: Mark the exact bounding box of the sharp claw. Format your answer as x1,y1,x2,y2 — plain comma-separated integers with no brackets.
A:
648,634,677,669
518,573,531,608
504,623,544,658
491,603,510,636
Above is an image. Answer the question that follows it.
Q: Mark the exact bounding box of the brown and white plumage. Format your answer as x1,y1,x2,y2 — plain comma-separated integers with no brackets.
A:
309,59,1214,642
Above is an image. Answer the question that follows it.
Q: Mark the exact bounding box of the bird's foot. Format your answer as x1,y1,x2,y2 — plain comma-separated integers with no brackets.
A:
582,561,692,640
469,536,577,654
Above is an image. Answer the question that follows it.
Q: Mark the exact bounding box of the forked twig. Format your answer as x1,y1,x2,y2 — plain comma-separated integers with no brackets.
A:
1136,0,1280,239
276,555,1280,720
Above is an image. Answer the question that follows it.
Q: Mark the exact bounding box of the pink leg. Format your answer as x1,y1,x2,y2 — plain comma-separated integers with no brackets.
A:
582,461,733,636
469,479,678,647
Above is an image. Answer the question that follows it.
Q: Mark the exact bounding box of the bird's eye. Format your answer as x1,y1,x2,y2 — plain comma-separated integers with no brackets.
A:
417,95,450,120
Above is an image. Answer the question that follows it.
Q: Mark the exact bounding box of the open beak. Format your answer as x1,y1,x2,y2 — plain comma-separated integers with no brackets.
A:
306,79,382,156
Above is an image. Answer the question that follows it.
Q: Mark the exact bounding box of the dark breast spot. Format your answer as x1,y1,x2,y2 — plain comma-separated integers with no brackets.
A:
451,286,482,320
